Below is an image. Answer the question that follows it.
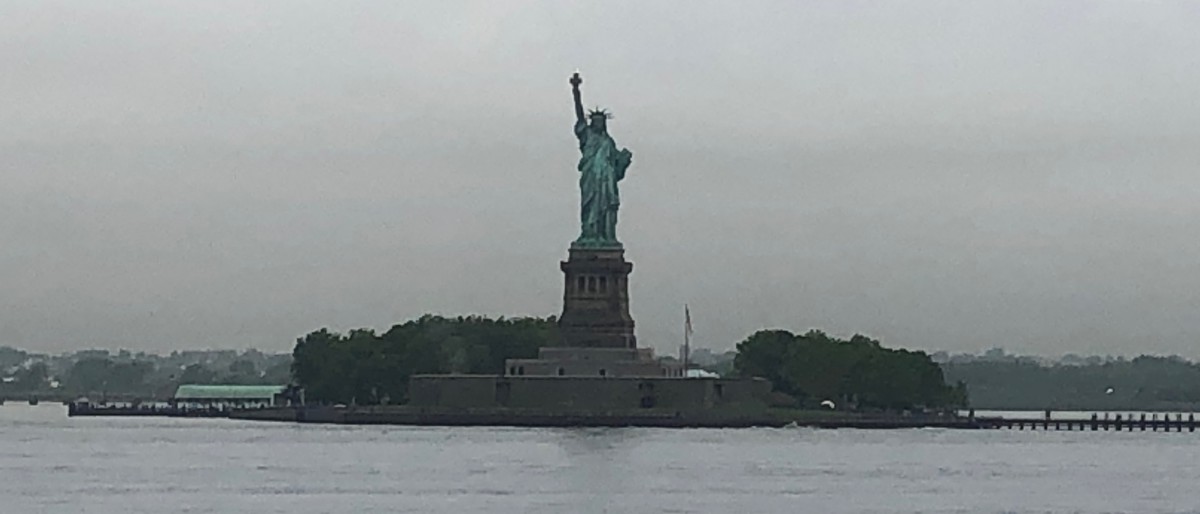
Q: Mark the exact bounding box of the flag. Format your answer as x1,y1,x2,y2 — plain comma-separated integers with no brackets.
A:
685,305,693,337
683,304,693,374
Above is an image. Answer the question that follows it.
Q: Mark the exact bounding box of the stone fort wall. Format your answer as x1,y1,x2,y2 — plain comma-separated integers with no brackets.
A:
408,375,771,412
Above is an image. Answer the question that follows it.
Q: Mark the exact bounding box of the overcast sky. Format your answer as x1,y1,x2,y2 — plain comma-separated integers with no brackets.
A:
2,1,1199,357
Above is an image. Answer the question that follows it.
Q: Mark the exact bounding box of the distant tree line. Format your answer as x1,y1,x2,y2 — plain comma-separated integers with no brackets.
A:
733,329,967,410
943,355,1200,410
0,346,291,399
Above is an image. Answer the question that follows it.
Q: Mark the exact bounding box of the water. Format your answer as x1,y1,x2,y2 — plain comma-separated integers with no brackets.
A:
3,405,1199,513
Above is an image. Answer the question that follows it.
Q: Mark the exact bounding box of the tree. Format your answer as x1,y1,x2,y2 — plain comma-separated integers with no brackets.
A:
733,329,963,410
260,360,292,385
64,358,114,393
219,359,260,384
292,328,348,404
291,316,556,405
11,362,49,392
0,346,29,370
942,353,1200,410
106,361,152,392
178,364,217,385
61,357,155,395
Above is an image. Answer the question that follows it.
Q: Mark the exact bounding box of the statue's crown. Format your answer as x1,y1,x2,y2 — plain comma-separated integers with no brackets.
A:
588,108,613,119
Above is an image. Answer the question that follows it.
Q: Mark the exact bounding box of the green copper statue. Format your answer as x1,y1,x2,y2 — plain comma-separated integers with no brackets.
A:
570,72,632,248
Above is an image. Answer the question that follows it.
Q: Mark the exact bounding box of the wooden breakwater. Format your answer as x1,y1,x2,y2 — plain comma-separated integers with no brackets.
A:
67,402,231,418
976,412,1199,432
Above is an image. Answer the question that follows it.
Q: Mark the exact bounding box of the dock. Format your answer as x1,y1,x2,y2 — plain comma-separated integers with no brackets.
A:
976,412,1199,432
67,402,231,418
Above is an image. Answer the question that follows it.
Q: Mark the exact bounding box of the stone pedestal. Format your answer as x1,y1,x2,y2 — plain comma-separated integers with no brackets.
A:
506,347,678,378
503,245,682,378
558,247,636,349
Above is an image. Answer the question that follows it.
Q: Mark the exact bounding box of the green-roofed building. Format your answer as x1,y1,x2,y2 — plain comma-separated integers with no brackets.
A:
172,384,289,409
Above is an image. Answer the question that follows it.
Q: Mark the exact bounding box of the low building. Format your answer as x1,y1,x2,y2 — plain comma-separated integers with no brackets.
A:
171,384,289,409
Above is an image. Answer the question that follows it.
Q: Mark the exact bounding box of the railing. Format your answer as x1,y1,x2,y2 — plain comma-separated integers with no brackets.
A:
976,412,1199,432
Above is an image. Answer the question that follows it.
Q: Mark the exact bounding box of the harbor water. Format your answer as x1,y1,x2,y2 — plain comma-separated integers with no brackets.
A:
3,404,1199,513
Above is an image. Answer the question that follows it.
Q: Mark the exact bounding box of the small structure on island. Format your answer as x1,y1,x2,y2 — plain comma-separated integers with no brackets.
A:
171,384,292,410
406,73,772,418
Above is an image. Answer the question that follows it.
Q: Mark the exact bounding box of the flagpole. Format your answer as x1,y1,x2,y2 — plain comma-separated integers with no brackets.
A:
683,304,691,378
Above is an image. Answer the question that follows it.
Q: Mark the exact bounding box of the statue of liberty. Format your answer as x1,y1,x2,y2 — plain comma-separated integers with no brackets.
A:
569,72,632,248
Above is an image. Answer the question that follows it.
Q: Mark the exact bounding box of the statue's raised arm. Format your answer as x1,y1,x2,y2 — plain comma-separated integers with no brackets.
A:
570,72,585,125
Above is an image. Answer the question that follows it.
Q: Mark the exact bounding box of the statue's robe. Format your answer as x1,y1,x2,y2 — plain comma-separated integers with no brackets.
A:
574,120,630,245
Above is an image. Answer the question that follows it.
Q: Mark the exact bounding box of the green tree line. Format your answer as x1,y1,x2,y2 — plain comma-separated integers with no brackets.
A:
733,329,966,410
291,315,556,404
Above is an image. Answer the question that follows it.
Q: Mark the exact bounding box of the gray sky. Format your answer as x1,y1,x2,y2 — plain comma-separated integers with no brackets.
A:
3,1,1199,357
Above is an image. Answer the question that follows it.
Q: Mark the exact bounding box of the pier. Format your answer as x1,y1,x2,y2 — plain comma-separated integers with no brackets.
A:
974,411,1199,432
66,402,232,418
